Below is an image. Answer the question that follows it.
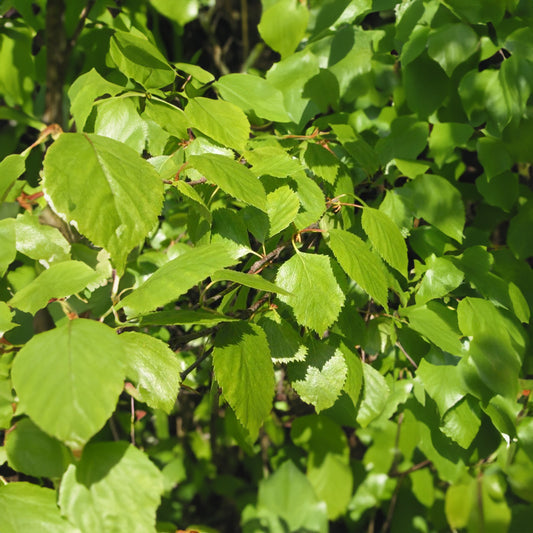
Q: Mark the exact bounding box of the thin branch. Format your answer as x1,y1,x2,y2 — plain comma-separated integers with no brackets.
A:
180,347,213,381
68,0,96,51
396,341,418,369
248,243,288,275
172,326,218,348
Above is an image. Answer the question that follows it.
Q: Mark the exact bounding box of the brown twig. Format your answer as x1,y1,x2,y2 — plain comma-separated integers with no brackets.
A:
180,347,214,381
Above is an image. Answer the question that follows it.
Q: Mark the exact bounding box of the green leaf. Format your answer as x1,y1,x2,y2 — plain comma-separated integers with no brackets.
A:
188,153,267,211
357,363,390,427
399,174,465,242
138,309,237,327
11,319,127,449
441,396,481,449
14,212,70,264
213,322,275,440
477,136,513,181
402,53,449,117
0,301,16,337
42,133,164,274
215,73,290,122
416,360,466,417
142,99,189,140
415,255,464,305
121,332,181,413
429,122,474,167
291,171,326,229
376,117,429,165
59,442,164,533
258,0,309,59
328,229,389,309
185,97,250,153
94,97,146,153
8,261,102,315
5,417,71,478
245,145,303,178
150,0,199,26
0,218,16,277
252,460,328,532
361,207,408,277
291,415,352,519
427,23,479,76
109,30,175,89
303,143,339,185
68,68,124,131
276,252,345,334
442,0,506,24
292,349,348,413
211,269,290,295
400,302,465,356
118,242,239,315
258,310,307,364
0,153,27,202
0,483,75,533
266,185,300,236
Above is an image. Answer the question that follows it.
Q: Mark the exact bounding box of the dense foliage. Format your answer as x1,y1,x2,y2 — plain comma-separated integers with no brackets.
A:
1,0,533,531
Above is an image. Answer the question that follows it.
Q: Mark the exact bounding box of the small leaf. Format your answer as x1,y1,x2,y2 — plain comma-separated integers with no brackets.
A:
68,68,124,131
109,30,175,89
441,397,481,449
258,0,309,59
328,229,389,309
213,322,275,440
188,153,267,211
215,73,290,122
292,351,348,413
142,99,189,140
362,207,408,277
43,133,164,274
303,143,339,185
0,218,16,277
259,310,307,363
118,242,239,315
186,97,250,153
59,442,164,533
357,364,390,428
121,332,181,413
0,153,27,202
8,261,102,315
0,301,16,337
11,319,127,449
276,252,345,334
415,255,464,304
266,185,300,236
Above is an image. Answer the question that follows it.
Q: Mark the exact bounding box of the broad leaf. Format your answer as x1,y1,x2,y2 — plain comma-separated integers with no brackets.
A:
0,218,16,276
11,319,127,448
276,252,345,334
400,302,465,357
215,73,290,122
441,397,481,449
119,242,239,315
328,229,389,309
59,442,164,533
415,255,464,305
362,207,408,277
188,153,267,211
8,261,102,315
142,99,189,140
186,97,250,153
138,309,237,327
266,185,300,236
399,174,465,242
0,301,16,337
43,133,164,274
303,143,339,185
0,483,76,533
357,364,390,428
5,417,71,478
121,332,181,413
259,310,307,363
109,30,175,89
213,322,275,440
14,212,70,264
